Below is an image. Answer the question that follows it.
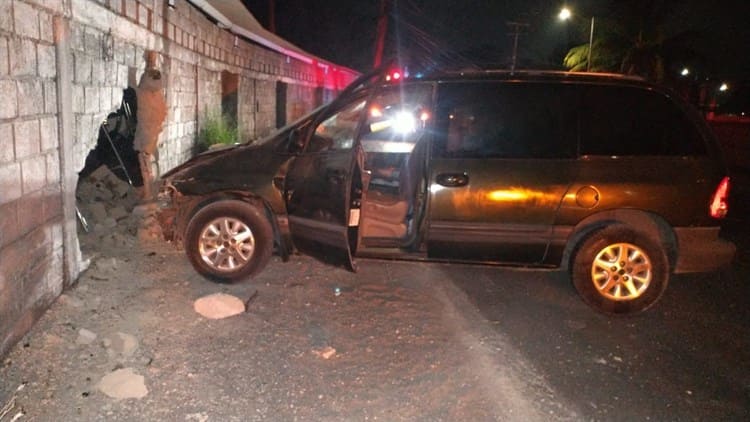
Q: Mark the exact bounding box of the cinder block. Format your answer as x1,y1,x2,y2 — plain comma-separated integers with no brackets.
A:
0,37,8,75
37,44,56,78
14,1,40,40
0,201,18,250
98,86,112,112
116,63,128,87
16,192,45,238
13,119,41,160
9,38,37,77
0,80,17,119
40,116,58,151
84,28,100,55
42,184,62,221
72,84,85,113
44,81,57,114
0,162,22,204
33,0,66,15
0,1,13,33
138,4,148,27
70,24,85,52
125,0,137,21
74,54,91,83
39,11,54,44
0,123,13,164
17,80,44,116
45,151,60,186
21,155,47,194
84,86,100,113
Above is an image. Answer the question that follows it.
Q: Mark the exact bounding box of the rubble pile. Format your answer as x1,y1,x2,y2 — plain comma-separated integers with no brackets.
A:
76,166,162,251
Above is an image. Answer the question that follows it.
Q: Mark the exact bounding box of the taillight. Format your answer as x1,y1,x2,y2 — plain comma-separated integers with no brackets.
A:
709,176,730,218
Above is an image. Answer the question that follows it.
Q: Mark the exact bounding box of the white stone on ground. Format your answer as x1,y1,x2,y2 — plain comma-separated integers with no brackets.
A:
76,328,97,345
97,368,148,399
105,332,138,358
193,293,245,319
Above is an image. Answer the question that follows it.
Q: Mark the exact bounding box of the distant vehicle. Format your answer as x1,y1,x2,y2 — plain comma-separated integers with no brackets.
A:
157,67,735,314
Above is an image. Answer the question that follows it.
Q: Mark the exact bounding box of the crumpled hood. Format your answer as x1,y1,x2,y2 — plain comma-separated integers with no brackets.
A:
161,136,289,197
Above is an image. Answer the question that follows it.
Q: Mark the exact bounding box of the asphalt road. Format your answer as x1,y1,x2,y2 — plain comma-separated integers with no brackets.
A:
439,262,749,420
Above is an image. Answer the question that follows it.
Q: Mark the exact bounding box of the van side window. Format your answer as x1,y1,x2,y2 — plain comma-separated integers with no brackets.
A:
580,86,707,156
434,82,576,159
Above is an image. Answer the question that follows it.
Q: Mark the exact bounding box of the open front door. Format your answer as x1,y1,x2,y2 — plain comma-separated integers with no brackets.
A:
285,98,367,271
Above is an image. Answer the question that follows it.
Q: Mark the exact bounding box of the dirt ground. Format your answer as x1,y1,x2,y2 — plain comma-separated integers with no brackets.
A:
0,171,577,421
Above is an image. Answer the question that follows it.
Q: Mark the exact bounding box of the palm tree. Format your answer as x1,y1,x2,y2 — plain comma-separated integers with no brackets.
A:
562,0,702,83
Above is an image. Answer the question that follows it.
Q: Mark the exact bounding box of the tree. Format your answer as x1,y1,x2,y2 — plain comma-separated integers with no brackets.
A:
562,0,702,83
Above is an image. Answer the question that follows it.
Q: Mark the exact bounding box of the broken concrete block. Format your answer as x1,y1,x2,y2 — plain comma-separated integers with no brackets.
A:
132,203,157,217
107,332,138,358
58,294,84,308
94,257,120,273
88,202,108,223
109,205,129,221
76,328,97,345
97,368,148,399
193,293,245,319
312,346,337,360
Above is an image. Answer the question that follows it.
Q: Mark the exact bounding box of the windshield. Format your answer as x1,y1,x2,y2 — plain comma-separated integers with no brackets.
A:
242,104,326,147
242,63,392,149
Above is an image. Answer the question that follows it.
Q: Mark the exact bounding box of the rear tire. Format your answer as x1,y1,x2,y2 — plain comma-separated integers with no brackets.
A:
572,225,669,315
184,200,273,283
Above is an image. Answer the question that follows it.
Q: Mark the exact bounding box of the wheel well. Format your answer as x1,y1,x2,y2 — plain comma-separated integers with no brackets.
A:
560,209,678,272
176,191,288,259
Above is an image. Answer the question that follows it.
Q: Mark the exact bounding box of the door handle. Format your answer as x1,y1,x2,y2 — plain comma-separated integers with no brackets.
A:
436,173,469,187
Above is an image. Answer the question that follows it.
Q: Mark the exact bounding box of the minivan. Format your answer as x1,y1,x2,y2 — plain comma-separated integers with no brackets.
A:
157,67,735,314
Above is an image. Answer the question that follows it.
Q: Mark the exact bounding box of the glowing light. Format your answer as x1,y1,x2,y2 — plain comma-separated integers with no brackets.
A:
487,190,529,202
392,71,401,80
680,67,689,76
719,83,729,92
558,7,572,21
370,106,383,118
392,111,417,134
419,111,430,121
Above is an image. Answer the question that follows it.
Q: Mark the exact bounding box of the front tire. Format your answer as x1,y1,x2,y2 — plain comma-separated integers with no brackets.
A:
184,200,273,283
572,225,669,315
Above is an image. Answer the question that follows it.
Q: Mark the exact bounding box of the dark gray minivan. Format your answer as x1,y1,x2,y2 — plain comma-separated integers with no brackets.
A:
158,68,735,314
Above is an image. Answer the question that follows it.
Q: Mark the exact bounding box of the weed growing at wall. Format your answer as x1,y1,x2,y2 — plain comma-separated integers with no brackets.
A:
196,113,239,152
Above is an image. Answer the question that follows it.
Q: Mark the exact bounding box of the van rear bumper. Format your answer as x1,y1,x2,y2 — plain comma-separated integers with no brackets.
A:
673,227,736,273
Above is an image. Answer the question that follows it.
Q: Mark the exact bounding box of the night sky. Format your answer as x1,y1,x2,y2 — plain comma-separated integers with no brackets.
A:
242,0,750,81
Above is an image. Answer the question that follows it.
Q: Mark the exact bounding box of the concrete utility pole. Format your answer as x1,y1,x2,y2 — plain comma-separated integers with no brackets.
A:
373,0,388,67
506,21,529,74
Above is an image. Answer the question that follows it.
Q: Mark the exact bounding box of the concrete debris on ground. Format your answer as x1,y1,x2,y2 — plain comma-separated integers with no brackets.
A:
193,293,246,319
76,166,162,251
97,368,148,399
57,294,84,308
104,332,139,359
76,328,98,345
312,346,337,360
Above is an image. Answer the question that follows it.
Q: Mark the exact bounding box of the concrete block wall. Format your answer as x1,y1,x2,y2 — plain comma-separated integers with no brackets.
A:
0,0,358,357
0,0,67,356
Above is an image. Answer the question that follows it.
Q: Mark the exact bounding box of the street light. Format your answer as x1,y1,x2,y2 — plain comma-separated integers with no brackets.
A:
559,7,595,72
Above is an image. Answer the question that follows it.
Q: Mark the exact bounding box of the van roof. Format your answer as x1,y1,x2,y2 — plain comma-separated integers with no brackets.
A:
418,69,648,85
